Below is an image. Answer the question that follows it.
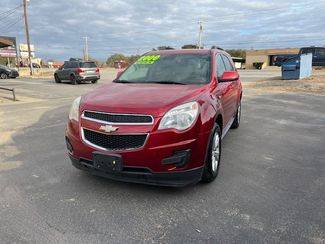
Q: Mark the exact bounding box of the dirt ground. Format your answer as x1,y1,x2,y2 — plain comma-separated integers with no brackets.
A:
244,69,325,95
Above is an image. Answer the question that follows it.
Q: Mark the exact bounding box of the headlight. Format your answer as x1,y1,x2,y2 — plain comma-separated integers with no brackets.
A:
69,96,81,121
158,101,199,131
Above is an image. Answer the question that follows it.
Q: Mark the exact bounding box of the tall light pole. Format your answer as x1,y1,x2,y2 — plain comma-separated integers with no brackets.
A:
23,0,33,75
197,20,203,49
83,36,89,61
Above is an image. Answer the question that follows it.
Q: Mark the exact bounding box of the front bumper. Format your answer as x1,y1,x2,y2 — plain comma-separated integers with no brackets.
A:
9,71,19,78
69,154,203,187
65,112,212,186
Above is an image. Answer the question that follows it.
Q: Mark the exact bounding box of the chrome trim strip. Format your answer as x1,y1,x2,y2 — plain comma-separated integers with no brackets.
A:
81,110,154,125
81,127,149,152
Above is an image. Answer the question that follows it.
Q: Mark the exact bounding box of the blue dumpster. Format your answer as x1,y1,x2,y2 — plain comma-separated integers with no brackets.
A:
282,53,312,80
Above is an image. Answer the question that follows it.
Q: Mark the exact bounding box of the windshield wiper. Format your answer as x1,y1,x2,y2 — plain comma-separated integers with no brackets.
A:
113,79,133,83
150,80,186,85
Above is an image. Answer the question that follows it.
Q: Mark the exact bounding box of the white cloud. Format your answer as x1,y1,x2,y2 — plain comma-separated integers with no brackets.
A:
2,0,324,60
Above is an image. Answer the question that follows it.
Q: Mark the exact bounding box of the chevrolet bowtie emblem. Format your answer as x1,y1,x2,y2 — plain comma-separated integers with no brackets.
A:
99,125,119,133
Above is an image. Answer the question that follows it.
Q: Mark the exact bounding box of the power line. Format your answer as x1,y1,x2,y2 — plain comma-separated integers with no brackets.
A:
0,13,23,27
0,4,22,16
40,35,325,53
0,4,22,21
0,16,23,32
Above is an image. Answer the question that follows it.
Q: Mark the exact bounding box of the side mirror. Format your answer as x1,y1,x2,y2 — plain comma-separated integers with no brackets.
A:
219,71,239,82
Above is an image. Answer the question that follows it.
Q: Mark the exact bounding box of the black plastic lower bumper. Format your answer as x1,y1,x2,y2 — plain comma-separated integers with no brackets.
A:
77,75,100,81
69,155,203,187
9,71,19,78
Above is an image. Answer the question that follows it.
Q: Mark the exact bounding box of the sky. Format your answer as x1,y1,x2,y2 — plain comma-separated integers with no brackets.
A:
1,0,325,61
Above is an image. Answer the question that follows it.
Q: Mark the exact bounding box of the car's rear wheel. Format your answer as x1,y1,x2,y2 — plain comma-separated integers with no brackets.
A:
201,124,221,183
54,74,61,83
91,79,98,84
0,73,8,79
231,101,241,129
70,74,77,85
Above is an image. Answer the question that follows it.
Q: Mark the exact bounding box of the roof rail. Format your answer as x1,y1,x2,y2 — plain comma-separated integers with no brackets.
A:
211,46,224,51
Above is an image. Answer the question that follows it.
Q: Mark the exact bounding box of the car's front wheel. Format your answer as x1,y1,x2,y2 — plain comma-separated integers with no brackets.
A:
54,74,61,83
0,73,8,79
201,124,221,183
70,74,77,85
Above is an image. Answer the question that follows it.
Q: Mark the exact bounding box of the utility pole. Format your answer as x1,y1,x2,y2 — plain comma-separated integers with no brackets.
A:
83,36,89,61
197,20,203,49
23,0,33,75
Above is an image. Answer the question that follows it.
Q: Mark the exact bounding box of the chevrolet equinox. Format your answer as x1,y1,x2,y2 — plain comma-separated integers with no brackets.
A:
66,49,242,187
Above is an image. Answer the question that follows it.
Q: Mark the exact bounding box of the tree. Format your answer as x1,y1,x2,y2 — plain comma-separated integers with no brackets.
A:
106,53,128,67
128,55,141,64
88,57,104,67
182,44,198,49
225,49,246,59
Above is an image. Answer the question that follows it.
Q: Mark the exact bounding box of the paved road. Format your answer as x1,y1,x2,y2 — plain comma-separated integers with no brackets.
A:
0,70,324,243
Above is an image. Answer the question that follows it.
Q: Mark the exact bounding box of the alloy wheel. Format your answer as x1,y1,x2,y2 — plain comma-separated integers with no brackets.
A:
211,131,220,172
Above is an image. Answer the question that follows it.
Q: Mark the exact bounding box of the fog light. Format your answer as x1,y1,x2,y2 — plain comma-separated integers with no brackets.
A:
162,149,191,167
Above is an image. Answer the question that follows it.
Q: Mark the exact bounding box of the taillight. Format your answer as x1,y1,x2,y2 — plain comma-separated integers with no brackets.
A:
96,68,100,73
76,68,83,73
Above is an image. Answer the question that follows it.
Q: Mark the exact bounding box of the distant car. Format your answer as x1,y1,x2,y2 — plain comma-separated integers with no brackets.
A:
299,47,325,66
32,63,41,68
0,64,19,79
273,55,297,67
54,61,100,85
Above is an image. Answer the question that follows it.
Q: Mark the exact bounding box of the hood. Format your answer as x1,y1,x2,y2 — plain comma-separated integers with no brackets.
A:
80,82,207,117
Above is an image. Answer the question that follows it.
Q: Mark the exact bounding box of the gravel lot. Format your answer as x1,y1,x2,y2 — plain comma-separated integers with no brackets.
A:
0,69,324,243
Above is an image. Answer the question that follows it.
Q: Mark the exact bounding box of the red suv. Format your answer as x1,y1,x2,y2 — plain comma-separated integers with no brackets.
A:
66,49,242,187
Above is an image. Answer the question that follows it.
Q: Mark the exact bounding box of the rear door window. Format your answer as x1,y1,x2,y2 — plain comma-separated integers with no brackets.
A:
62,62,69,68
69,62,79,68
216,55,226,78
222,55,235,71
301,48,314,55
316,48,325,58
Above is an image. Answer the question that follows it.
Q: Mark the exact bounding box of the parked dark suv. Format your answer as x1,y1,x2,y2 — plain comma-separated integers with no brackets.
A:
0,64,19,79
54,60,100,85
299,47,325,66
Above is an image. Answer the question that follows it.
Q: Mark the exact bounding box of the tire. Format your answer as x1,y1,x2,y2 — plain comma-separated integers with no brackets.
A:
70,74,77,85
231,101,241,129
91,79,98,84
201,124,221,183
54,74,61,83
0,73,8,79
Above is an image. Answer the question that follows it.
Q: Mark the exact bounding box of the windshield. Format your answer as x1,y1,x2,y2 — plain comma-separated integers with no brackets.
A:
117,54,211,84
80,62,97,68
